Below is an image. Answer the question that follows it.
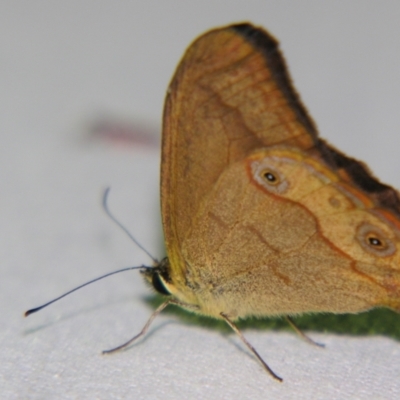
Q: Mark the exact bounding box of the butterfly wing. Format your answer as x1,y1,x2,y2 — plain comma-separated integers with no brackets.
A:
162,24,316,275
161,23,400,317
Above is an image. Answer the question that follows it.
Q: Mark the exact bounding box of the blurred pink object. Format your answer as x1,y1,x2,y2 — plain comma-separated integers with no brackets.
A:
89,118,160,149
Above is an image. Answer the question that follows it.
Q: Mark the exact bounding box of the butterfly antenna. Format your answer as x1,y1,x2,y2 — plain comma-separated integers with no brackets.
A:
102,187,158,263
24,265,150,317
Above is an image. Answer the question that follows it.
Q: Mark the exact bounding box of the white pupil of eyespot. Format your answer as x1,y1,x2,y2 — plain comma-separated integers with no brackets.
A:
264,172,276,182
368,237,382,247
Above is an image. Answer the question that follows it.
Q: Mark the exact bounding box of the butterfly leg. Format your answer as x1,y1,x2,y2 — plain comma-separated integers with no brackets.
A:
102,299,173,354
285,316,324,348
220,312,283,382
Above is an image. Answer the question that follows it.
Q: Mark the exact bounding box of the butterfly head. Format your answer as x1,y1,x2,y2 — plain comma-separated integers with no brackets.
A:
141,257,173,296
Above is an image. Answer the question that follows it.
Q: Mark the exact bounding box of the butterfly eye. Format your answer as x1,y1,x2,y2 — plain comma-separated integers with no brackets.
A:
262,170,280,185
152,272,171,296
356,223,396,257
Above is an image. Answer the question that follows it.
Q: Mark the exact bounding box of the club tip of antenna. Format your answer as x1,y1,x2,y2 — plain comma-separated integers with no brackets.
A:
24,308,38,317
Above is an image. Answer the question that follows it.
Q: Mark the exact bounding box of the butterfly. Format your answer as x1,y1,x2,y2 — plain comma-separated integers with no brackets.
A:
144,22,400,381
26,23,400,382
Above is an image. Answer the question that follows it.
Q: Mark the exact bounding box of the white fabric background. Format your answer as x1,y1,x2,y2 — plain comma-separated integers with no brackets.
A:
2,1,400,399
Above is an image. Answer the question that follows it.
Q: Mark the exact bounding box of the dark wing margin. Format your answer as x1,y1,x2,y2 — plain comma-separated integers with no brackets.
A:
233,22,400,217
232,23,319,140
317,140,400,215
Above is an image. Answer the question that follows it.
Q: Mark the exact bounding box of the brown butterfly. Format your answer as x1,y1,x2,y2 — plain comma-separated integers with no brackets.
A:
145,22,400,381
26,23,400,382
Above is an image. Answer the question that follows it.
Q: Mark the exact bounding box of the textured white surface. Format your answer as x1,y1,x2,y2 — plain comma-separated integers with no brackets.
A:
2,1,400,399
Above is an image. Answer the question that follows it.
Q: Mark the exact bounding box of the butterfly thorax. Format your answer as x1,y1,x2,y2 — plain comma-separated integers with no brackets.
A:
142,257,231,318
